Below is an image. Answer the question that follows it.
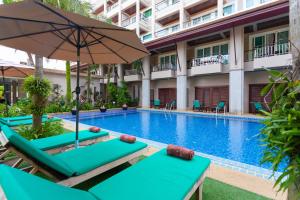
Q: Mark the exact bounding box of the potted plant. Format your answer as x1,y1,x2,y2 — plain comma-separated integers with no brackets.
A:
122,103,128,110
71,106,77,115
100,105,107,113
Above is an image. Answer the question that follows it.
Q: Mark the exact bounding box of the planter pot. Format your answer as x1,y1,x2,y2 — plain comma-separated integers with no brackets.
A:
100,108,107,113
71,109,77,115
122,107,128,110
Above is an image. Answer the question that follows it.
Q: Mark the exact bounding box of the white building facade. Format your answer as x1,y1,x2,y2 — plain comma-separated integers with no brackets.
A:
94,0,291,114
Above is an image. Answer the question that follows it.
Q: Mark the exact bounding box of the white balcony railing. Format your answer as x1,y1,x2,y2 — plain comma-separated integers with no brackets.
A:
190,55,229,67
107,2,119,12
155,24,179,37
155,0,180,11
254,43,290,59
183,11,217,29
121,16,136,27
125,69,141,76
152,63,177,72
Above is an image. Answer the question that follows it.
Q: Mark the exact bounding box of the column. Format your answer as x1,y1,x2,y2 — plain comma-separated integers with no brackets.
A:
229,26,244,114
176,41,187,110
117,64,124,87
103,0,107,15
142,55,151,107
118,2,122,26
151,0,156,38
179,0,185,29
136,0,140,37
217,0,223,18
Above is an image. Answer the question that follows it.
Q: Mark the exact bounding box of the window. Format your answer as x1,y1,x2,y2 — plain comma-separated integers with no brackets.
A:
192,17,201,25
143,9,152,18
221,44,229,55
223,5,233,16
212,46,220,56
143,34,152,41
277,31,288,44
160,54,177,69
202,14,211,22
246,0,255,8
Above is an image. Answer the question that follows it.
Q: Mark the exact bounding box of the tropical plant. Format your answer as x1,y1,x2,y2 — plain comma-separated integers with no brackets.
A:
117,81,131,105
23,76,51,133
260,67,300,199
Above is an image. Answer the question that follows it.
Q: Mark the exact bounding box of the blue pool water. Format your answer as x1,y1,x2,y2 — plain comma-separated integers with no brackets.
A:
61,110,280,171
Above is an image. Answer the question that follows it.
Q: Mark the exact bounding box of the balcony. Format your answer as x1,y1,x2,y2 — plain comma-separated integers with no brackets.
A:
107,2,119,18
155,24,179,38
247,43,292,69
121,15,151,31
183,11,217,29
122,0,151,9
124,69,142,82
103,74,117,84
151,63,177,80
155,0,180,20
189,55,228,76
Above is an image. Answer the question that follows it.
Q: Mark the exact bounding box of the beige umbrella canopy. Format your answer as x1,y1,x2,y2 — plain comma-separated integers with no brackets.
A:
0,0,149,147
0,60,34,78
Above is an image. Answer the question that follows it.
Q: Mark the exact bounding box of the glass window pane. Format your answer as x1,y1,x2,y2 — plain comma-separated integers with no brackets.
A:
160,57,164,65
266,33,275,46
144,9,152,18
202,14,211,22
223,5,233,16
277,31,289,44
197,49,204,58
171,55,177,67
165,56,170,64
221,44,228,55
204,47,211,57
254,36,265,48
212,46,220,55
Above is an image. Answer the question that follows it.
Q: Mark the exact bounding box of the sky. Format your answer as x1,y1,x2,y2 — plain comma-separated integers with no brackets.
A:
0,0,101,70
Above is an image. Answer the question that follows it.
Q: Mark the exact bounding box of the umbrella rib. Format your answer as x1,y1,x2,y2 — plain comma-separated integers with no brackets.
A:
86,28,149,54
49,24,77,47
0,27,72,41
80,31,95,64
85,30,129,63
47,29,77,58
34,0,78,26
81,36,105,48
0,16,72,27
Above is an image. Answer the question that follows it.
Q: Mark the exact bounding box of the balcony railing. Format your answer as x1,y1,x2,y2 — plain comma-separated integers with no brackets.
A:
152,63,177,72
190,55,229,67
125,69,141,76
155,0,180,12
245,43,291,62
121,16,136,27
155,24,179,37
107,2,119,12
183,11,217,29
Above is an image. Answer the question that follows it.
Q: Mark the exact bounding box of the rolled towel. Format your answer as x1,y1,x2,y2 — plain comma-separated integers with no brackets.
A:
167,144,194,160
89,126,101,133
120,134,136,143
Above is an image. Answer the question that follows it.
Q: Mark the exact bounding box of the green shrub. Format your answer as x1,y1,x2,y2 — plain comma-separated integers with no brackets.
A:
80,102,93,110
17,121,64,140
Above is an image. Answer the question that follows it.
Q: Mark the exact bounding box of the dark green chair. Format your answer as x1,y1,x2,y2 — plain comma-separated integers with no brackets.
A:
253,102,265,113
212,101,226,113
193,100,202,111
153,99,160,108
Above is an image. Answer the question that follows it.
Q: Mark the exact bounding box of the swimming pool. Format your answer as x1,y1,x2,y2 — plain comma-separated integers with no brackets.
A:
59,109,282,172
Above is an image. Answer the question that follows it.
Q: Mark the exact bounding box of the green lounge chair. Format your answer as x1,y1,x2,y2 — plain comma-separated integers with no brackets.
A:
212,101,226,114
0,149,210,200
31,129,109,153
153,99,160,108
0,115,61,127
193,100,202,111
0,125,147,186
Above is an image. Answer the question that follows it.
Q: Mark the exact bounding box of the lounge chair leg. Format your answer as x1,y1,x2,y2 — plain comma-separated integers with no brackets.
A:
195,184,203,200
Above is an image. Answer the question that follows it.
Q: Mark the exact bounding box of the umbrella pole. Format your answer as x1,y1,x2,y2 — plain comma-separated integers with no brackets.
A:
75,28,81,148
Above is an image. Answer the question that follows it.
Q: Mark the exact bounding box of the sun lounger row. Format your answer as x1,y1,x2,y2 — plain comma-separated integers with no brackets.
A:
0,115,61,127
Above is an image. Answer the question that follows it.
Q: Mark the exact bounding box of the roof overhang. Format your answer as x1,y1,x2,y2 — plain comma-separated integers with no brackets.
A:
145,0,289,50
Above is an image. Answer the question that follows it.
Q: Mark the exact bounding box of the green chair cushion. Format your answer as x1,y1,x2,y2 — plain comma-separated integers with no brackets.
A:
54,138,147,175
31,130,109,151
2,117,61,127
0,115,47,123
1,126,74,177
89,149,210,200
0,165,96,200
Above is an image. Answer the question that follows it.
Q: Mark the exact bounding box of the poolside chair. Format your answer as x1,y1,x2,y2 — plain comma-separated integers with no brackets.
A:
212,101,226,114
253,102,264,113
0,115,61,127
0,125,147,186
153,99,160,108
0,149,210,200
193,100,202,111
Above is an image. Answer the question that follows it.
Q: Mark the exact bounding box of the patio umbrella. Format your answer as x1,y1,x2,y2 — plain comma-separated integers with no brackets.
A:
0,60,34,115
0,0,149,147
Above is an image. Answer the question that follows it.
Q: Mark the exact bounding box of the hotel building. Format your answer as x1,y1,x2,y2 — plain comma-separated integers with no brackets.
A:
92,0,291,114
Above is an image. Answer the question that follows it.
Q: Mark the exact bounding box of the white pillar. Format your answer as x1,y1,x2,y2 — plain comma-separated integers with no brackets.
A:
103,1,107,15
117,64,124,87
217,0,223,17
142,55,151,107
229,26,244,114
118,3,122,26
151,0,156,38
136,0,140,37
176,41,187,110
179,0,185,30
